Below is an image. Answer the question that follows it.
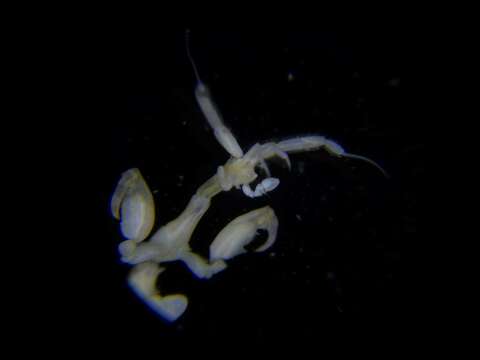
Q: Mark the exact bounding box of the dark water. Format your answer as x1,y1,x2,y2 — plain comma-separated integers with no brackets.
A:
80,30,425,346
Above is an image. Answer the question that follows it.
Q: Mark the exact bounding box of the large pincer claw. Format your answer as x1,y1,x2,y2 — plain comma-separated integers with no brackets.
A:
128,262,188,322
111,168,155,243
209,206,278,261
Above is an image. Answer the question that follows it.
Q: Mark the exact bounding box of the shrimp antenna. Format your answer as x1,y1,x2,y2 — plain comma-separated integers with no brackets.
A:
344,153,389,178
185,29,202,84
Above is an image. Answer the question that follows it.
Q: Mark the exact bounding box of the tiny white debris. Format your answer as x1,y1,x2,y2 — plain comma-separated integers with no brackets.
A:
296,214,302,221
287,72,294,82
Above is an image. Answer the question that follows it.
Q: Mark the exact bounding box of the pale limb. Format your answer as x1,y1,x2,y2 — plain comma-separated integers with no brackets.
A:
118,175,226,269
110,168,155,242
258,160,271,177
195,85,244,158
128,262,188,322
276,136,329,154
196,174,224,198
119,190,227,276
210,206,278,261
178,251,227,279
216,165,234,192
277,135,388,177
210,143,287,199
150,194,211,252
244,142,291,170
118,240,177,265
186,30,244,158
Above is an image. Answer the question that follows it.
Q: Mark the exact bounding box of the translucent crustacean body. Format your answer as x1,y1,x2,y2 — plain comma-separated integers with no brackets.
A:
110,31,388,322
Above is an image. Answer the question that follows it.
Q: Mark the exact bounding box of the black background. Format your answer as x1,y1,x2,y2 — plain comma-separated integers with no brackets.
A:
67,29,426,347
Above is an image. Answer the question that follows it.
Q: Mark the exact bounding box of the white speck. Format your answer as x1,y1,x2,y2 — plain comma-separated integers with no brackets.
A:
269,252,276,258
296,214,302,221
182,120,187,126
287,72,295,82
153,189,159,194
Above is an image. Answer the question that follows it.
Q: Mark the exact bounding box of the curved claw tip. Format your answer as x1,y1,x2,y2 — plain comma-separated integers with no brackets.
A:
286,157,292,171
279,151,291,170
149,295,189,322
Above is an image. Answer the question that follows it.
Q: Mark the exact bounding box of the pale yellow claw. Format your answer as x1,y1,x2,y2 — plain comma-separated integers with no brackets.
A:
128,262,188,322
111,168,155,243
209,206,278,261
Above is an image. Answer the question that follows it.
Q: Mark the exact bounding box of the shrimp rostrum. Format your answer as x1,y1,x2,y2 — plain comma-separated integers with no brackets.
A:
110,31,388,322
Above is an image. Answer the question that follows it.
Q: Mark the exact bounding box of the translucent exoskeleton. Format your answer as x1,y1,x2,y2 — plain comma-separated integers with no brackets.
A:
111,168,155,243
110,30,388,322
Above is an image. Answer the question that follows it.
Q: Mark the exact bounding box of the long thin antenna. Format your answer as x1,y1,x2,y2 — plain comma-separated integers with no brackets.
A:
344,153,389,178
185,29,202,84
